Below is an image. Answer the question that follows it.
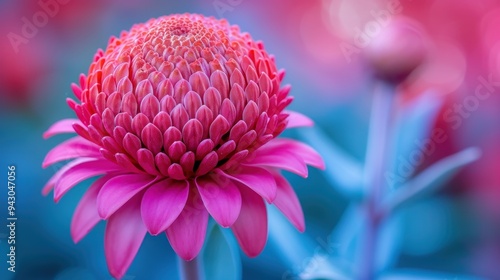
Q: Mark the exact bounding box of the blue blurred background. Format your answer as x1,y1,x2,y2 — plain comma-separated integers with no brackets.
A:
1,0,500,279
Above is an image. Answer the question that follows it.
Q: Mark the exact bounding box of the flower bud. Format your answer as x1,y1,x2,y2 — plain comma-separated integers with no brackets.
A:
364,17,427,84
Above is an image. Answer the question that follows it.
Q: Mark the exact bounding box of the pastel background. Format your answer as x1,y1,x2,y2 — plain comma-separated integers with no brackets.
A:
1,0,500,279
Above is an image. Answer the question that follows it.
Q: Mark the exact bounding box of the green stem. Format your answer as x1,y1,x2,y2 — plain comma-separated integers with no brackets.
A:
178,256,202,280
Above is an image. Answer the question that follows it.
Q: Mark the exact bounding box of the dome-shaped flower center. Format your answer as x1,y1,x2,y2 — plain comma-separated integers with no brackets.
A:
70,14,292,180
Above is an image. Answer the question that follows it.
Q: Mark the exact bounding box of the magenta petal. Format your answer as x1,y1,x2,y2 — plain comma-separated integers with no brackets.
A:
218,166,277,203
231,184,268,257
97,174,156,219
71,174,113,243
290,141,325,170
105,194,146,279
42,158,93,196
54,158,120,202
284,110,313,128
141,179,189,235
261,138,325,170
43,119,81,139
166,187,209,261
246,149,308,178
271,172,305,232
43,137,100,168
196,173,242,227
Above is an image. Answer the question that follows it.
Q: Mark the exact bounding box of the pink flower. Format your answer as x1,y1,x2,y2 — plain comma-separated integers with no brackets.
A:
42,14,324,279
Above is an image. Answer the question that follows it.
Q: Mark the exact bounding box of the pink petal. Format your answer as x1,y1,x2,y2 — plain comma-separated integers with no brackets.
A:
216,140,236,159
284,110,314,128
242,101,259,128
114,153,145,174
195,139,215,160
43,119,81,139
140,94,160,121
153,111,172,132
97,174,156,219
137,149,160,175
42,158,93,196
210,70,229,99
141,179,189,235
218,166,277,203
54,159,120,202
231,184,268,257
183,91,203,118
166,186,209,261
71,174,113,243
271,172,305,232
168,163,186,180
141,123,163,155
228,120,248,143
196,151,218,176
189,72,210,96
105,194,147,279
246,148,308,178
258,73,272,95
261,138,325,170
182,119,204,151
209,115,231,144
203,86,222,114
196,173,242,227
43,137,100,168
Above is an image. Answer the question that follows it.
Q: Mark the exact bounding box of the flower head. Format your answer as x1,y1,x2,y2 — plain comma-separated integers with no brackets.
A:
43,13,324,279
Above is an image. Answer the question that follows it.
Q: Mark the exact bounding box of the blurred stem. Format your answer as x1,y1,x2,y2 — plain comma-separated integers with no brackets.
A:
178,256,202,280
358,82,395,280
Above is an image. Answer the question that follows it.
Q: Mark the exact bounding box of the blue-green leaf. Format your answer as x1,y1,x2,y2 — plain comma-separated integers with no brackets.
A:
381,147,481,213
298,127,364,198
